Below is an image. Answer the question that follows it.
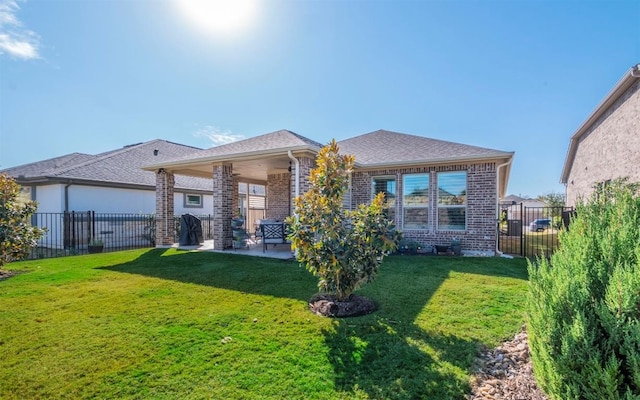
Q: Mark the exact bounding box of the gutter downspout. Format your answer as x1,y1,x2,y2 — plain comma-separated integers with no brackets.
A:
287,151,300,257
495,159,513,258
287,150,300,200
64,181,73,212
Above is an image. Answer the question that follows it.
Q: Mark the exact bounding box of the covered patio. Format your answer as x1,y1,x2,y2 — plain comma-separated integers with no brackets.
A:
174,239,294,259
143,130,322,251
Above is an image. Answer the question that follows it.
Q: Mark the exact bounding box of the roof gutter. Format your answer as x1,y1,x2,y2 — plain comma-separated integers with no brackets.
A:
560,63,640,183
355,153,514,171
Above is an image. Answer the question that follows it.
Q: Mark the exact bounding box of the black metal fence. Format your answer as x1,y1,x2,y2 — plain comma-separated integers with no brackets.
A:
27,212,215,260
498,204,575,258
29,207,576,260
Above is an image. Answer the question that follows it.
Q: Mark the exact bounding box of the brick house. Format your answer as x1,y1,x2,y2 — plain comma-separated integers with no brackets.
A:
145,129,514,255
561,64,640,207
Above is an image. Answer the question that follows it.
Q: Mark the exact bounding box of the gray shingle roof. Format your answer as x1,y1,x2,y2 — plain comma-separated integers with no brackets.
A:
165,129,324,163
2,140,212,191
337,129,512,166
3,153,96,178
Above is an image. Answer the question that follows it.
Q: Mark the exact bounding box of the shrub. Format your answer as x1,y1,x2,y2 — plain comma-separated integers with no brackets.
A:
287,139,400,301
0,173,45,266
527,179,640,399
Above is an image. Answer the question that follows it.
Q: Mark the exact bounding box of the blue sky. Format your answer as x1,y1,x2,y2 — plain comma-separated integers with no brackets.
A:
1,0,638,198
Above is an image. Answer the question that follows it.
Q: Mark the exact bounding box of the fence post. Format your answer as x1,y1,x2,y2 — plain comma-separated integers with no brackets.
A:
520,203,524,257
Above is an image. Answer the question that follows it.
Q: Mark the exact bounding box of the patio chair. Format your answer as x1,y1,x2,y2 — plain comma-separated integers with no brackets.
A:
259,221,289,252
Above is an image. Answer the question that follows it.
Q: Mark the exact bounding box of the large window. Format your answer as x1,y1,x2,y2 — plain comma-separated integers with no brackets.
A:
372,176,396,221
437,172,467,230
403,174,429,229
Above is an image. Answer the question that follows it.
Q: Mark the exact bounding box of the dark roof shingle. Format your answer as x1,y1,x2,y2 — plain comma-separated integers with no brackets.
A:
2,140,211,191
337,129,512,166
165,129,324,163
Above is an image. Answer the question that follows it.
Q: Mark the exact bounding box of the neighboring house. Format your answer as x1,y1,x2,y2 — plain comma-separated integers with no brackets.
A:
1,140,215,249
500,194,548,225
561,64,640,207
2,139,213,214
144,129,514,255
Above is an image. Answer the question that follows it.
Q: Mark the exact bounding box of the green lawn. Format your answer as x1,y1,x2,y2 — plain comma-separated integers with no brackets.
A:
0,249,528,399
499,231,560,258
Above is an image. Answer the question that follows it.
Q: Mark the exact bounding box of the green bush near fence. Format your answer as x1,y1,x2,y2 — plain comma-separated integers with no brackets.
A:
527,179,640,399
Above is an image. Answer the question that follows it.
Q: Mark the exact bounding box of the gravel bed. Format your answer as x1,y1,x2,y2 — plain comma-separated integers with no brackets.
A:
469,326,548,400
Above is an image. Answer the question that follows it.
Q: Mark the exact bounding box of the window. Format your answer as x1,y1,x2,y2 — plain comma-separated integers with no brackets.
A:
184,193,203,208
403,174,429,229
372,176,396,221
342,173,352,210
437,172,466,230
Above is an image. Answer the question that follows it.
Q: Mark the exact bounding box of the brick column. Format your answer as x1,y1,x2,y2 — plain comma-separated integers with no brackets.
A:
155,169,175,246
232,176,239,219
212,164,234,250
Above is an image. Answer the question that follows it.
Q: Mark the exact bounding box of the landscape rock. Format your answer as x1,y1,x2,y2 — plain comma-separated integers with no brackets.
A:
469,326,547,400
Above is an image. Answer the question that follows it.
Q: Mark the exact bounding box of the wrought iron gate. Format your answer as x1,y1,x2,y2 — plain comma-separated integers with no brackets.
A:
498,203,574,258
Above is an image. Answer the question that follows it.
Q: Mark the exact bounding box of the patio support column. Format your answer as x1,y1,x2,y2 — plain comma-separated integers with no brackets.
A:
212,164,233,250
155,169,175,246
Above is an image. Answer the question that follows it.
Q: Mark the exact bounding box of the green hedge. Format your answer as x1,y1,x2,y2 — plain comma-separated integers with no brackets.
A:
527,179,640,399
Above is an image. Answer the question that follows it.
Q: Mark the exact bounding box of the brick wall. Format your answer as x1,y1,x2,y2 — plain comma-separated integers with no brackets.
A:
352,162,498,255
566,80,640,207
267,172,290,221
155,170,175,246
298,156,315,195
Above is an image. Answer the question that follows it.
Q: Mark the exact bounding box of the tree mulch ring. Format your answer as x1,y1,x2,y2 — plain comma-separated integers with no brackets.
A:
308,293,377,317
0,270,20,281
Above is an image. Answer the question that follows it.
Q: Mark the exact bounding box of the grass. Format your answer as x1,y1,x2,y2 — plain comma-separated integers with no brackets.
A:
0,249,529,399
499,231,560,258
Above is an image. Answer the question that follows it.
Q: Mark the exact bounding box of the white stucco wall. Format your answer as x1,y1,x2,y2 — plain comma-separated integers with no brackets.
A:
174,192,214,216
33,184,212,215
34,184,65,213
68,186,155,213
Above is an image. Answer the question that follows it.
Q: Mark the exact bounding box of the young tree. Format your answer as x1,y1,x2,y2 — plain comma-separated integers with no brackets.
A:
536,191,565,208
287,140,400,303
538,191,566,227
0,174,45,267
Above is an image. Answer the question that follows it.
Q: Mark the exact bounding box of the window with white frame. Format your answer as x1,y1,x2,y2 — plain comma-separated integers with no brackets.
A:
184,193,203,208
342,173,352,210
437,171,467,230
402,174,429,229
372,176,396,221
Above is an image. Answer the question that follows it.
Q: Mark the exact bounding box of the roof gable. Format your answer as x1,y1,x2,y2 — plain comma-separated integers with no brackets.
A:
561,64,640,183
166,129,324,163
337,129,512,167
